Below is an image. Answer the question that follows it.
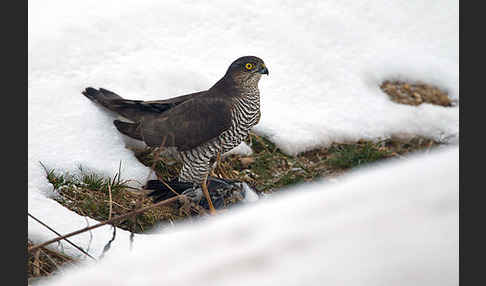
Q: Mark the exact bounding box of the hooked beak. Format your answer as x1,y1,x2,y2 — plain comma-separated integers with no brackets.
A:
258,64,269,75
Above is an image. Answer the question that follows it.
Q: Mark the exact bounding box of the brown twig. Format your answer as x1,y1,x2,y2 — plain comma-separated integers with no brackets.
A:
103,200,130,210
28,213,96,260
33,250,41,276
155,173,181,197
28,195,183,253
39,248,60,271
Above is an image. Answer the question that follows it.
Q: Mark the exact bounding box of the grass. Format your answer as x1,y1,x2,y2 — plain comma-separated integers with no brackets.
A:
215,134,439,193
42,134,441,225
326,141,392,169
39,162,187,234
28,239,76,282
30,77,454,280
33,133,442,280
39,134,441,234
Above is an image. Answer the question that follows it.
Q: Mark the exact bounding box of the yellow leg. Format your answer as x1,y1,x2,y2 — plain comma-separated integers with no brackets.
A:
201,174,217,215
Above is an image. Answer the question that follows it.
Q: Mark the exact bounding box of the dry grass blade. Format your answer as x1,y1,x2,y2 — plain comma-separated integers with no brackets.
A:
28,239,75,279
156,174,181,197
28,195,183,253
154,174,202,216
33,250,41,276
28,213,96,260
108,183,113,220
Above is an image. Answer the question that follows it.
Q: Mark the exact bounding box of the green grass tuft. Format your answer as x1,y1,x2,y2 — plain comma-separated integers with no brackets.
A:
326,141,392,169
37,134,441,234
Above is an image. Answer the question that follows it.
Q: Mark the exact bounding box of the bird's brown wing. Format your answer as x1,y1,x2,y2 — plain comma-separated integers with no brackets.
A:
140,96,233,151
142,91,207,105
83,87,207,122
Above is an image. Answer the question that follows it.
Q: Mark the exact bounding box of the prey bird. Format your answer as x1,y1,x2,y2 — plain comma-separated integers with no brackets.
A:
82,56,269,214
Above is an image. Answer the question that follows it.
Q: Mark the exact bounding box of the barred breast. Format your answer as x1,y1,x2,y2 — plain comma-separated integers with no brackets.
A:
177,89,260,183
219,89,260,153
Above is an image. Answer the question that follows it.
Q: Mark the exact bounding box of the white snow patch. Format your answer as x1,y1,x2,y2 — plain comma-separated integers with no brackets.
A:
39,147,458,286
241,183,259,203
28,0,458,278
223,142,253,157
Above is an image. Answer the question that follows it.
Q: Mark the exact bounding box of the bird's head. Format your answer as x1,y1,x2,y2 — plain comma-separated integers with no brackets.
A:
225,56,269,87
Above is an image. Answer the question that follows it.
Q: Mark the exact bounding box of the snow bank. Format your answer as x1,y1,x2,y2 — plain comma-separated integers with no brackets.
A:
29,0,458,181
28,0,458,273
39,147,458,286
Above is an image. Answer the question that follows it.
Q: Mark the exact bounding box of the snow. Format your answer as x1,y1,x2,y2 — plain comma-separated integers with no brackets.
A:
28,0,458,284
39,147,458,286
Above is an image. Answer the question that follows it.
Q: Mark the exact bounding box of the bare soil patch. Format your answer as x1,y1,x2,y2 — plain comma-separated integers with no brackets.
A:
380,81,455,107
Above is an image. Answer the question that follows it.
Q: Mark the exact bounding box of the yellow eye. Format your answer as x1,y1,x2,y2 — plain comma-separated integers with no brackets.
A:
245,63,253,70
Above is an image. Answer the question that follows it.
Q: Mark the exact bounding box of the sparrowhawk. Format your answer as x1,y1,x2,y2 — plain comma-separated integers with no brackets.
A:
82,56,269,213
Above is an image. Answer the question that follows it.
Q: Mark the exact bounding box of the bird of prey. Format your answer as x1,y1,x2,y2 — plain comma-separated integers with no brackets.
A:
82,56,269,214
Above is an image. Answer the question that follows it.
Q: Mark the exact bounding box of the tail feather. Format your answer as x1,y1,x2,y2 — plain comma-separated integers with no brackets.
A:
82,87,172,122
82,87,133,117
82,87,122,102
113,120,143,141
